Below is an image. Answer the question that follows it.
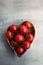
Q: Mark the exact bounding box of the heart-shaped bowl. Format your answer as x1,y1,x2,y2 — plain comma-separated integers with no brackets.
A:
6,20,35,57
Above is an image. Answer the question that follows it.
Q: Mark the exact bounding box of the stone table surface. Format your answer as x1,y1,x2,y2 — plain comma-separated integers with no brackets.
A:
0,0,43,65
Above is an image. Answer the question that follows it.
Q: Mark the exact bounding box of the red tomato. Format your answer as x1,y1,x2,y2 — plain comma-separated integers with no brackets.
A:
10,41,18,47
25,21,32,28
19,25,28,34
6,31,12,39
27,33,34,42
15,34,24,42
24,40,30,50
16,47,24,54
10,24,17,32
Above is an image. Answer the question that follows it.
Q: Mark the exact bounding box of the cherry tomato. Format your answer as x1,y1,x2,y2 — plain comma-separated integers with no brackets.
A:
27,33,34,42
10,41,18,47
15,34,24,42
19,25,28,34
10,24,17,32
6,31,12,39
25,21,32,28
16,47,24,54
24,40,30,50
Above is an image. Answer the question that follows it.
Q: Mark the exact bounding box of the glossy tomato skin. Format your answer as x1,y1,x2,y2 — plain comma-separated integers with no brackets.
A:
10,24,17,32
19,25,28,34
27,33,34,42
15,34,24,42
10,41,18,47
6,31,12,39
25,21,32,28
24,40,30,50
16,47,24,54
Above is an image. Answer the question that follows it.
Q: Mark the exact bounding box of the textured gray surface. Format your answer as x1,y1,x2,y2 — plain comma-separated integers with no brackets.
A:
0,0,43,65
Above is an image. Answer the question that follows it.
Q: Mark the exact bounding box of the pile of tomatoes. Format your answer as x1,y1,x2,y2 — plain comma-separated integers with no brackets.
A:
6,21,35,56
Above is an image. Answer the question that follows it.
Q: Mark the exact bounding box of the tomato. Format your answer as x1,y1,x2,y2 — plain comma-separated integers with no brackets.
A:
16,47,24,54
19,25,28,34
10,24,17,32
10,41,18,47
27,33,34,42
25,21,32,28
15,34,24,42
24,40,30,50
6,31,12,39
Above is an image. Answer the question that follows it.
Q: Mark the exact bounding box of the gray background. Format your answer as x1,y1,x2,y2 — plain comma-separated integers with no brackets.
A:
0,0,43,65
